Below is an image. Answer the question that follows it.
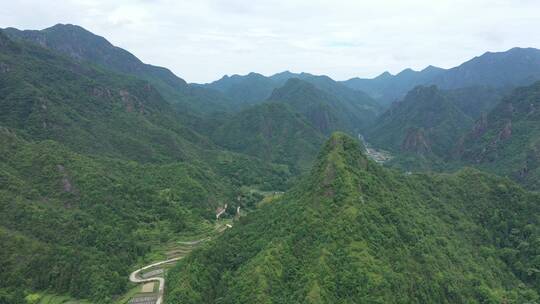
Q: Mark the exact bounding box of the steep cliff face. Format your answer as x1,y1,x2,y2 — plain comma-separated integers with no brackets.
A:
401,128,431,155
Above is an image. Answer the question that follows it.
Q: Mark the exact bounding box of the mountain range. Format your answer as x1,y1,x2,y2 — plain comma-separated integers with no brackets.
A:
3,24,234,116
2,23,540,304
0,27,290,302
343,48,540,105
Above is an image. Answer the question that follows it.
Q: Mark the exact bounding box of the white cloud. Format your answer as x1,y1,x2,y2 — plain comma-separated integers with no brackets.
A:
1,0,540,82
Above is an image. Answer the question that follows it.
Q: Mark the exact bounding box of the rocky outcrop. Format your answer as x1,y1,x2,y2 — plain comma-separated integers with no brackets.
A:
498,121,512,141
57,164,75,194
401,128,431,155
471,113,489,139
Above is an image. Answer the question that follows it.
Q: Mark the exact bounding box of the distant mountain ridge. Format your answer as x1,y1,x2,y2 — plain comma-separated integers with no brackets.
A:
342,47,540,104
200,71,383,133
342,65,445,104
4,24,189,89
200,70,379,109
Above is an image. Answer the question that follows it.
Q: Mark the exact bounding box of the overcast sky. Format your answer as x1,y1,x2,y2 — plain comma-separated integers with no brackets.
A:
2,0,539,83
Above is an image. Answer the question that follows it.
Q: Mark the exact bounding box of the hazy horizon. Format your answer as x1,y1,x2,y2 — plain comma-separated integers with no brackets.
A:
3,0,540,83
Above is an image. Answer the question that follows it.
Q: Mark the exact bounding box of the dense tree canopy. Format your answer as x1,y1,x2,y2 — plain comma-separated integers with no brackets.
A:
167,133,540,303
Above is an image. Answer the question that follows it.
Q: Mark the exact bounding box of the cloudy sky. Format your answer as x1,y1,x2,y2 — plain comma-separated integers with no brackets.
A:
2,0,539,83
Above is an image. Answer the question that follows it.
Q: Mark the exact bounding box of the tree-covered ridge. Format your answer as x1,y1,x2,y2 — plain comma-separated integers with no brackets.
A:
342,65,445,105
268,78,381,135
342,47,540,104
366,85,473,158
433,47,540,90
202,72,278,107
459,81,540,190
202,70,382,115
167,133,540,303
3,24,234,115
0,29,211,163
212,102,326,173
442,85,503,119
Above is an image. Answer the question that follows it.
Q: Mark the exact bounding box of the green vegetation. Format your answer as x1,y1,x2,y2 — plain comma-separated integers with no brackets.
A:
167,133,540,303
0,30,289,302
0,129,223,301
342,48,540,105
0,28,209,163
212,102,326,173
204,71,383,125
203,72,278,107
459,81,540,190
3,24,233,116
4,22,540,304
269,78,381,134
366,85,473,158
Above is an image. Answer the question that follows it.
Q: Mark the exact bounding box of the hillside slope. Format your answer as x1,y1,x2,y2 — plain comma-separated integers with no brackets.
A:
0,29,291,302
268,78,381,134
212,102,326,173
167,133,540,303
460,81,540,190
0,29,209,163
433,48,540,90
366,86,473,158
3,24,233,115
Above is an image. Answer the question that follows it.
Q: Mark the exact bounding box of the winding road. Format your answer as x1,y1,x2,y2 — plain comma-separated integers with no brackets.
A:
128,238,210,304
129,257,182,304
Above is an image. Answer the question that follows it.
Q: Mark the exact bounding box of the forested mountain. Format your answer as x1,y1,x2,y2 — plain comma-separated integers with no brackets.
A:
167,133,540,303
459,81,540,190
268,78,381,134
3,20,540,304
434,48,540,90
365,86,473,158
201,72,277,106
342,65,445,104
201,70,381,115
342,48,540,105
0,28,291,302
212,102,326,173
3,24,233,115
443,85,503,119
0,29,208,163
205,74,382,173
